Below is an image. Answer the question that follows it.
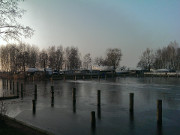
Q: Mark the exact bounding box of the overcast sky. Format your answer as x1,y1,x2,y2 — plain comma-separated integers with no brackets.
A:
4,0,180,67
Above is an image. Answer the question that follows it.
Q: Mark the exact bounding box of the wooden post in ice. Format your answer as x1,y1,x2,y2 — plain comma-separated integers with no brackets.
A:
157,100,162,125
12,81,15,94
6,80,8,90
51,86,54,98
51,97,54,107
21,83,23,99
34,84,37,100
17,82,19,97
72,88,76,104
129,93,134,113
32,99,36,114
51,86,54,107
91,111,96,128
10,80,12,90
97,90,101,106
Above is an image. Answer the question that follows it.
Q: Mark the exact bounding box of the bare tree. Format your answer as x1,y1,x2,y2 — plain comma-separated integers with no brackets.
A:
94,56,104,66
39,49,48,70
55,46,64,70
166,41,179,69
17,43,30,72
153,49,163,69
65,46,81,70
137,48,154,71
176,48,180,70
47,45,64,70
7,44,20,72
64,47,70,70
48,46,56,70
0,0,34,41
104,48,122,72
153,41,179,70
0,45,10,71
28,45,39,68
83,53,92,70
0,44,20,72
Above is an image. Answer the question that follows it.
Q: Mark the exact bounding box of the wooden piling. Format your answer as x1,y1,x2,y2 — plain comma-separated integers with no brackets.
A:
2,79,5,89
17,82,19,97
12,81,15,94
51,97,54,107
97,106,101,119
91,111,96,128
2,80,3,88
32,99,36,114
34,84,37,100
73,102,76,113
72,88,76,103
157,100,162,125
7,80,8,90
129,93,134,112
21,83,23,99
72,88,76,113
10,80,12,90
51,86,54,98
130,111,134,121
97,90,101,106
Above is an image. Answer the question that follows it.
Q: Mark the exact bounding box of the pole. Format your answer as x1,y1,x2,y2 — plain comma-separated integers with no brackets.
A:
129,93,134,113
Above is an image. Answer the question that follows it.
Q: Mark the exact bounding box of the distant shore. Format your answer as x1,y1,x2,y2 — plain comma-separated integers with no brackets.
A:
0,72,179,81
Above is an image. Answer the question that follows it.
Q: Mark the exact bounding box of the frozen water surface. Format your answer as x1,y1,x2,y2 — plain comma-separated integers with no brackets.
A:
1,77,180,135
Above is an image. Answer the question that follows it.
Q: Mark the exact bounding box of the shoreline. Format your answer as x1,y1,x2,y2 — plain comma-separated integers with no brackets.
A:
0,72,179,81
1,115,53,135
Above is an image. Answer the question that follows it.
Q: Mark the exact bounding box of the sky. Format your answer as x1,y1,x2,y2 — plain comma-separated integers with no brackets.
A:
2,0,180,68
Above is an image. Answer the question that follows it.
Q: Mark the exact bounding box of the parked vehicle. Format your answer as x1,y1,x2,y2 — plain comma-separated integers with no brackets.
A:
27,68,39,75
53,70,59,75
45,68,53,75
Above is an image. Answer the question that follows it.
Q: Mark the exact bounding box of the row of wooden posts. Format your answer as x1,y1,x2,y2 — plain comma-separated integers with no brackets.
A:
91,92,162,128
2,80,15,92
2,80,23,99
31,86,162,129
2,80,162,128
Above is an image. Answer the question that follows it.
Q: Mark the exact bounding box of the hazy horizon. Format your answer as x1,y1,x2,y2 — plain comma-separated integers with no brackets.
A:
1,0,180,68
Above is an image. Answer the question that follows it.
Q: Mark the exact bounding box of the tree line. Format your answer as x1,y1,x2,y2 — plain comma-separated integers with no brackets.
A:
0,43,122,73
0,0,122,74
137,41,180,71
1,1,179,73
